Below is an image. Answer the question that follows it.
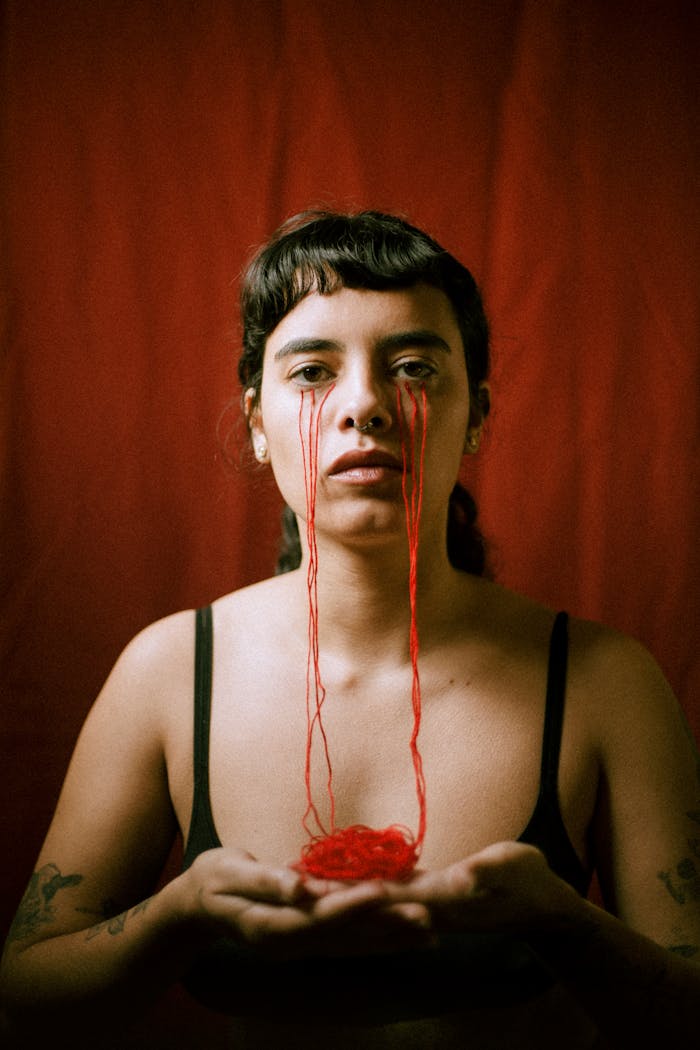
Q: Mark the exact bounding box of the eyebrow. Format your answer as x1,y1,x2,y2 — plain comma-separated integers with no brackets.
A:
273,337,341,361
376,329,452,355
273,329,452,361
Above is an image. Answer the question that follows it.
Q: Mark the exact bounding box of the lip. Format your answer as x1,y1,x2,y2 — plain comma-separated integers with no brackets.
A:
328,448,405,480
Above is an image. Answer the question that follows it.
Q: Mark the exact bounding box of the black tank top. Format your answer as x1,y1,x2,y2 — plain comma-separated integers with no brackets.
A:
180,607,591,1021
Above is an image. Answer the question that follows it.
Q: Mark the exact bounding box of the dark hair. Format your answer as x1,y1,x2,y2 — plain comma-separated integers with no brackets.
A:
238,210,491,576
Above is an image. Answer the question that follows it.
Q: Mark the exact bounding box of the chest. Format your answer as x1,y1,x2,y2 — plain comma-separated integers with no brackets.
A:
169,638,598,872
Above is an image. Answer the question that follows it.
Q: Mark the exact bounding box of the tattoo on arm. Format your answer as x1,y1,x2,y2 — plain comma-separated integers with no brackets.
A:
655,823,700,958
657,817,700,904
668,944,699,958
84,898,151,942
657,854,700,905
6,864,83,944
7,865,153,948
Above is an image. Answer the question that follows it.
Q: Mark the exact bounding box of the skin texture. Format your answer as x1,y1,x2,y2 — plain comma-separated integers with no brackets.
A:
1,286,699,1048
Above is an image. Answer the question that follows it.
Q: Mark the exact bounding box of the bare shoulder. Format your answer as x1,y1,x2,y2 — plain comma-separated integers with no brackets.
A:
565,616,688,740
471,578,690,745
50,606,208,793
568,615,670,680
579,618,697,798
475,579,683,721
112,606,198,681
88,608,200,736
104,577,297,725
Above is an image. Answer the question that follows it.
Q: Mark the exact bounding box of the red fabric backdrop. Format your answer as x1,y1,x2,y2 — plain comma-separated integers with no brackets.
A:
1,1,698,1037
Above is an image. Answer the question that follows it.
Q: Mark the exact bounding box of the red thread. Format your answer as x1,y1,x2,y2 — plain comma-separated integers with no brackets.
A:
398,383,428,853
299,386,336,837
295,384,428,880
298,824,420,881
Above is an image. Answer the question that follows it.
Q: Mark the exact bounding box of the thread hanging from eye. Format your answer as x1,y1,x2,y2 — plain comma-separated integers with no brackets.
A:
294,383,428,881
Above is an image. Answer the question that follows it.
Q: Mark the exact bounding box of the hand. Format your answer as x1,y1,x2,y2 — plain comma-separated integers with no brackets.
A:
381,842,585,936
178,847,433,958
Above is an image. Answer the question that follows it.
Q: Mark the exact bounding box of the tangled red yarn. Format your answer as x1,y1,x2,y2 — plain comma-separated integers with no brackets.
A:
295,384,428,881
296,824,420,881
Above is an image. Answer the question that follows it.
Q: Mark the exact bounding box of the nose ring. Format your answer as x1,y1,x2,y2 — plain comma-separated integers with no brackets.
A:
354,419,378,434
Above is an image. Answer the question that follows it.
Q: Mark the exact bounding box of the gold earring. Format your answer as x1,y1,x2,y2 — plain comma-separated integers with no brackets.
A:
465,432,480,453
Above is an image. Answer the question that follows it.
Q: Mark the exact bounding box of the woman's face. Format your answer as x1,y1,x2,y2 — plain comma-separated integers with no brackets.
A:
250,283,478,552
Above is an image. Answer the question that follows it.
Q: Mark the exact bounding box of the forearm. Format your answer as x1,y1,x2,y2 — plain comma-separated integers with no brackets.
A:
532,899,700,1043
0,877,206,1039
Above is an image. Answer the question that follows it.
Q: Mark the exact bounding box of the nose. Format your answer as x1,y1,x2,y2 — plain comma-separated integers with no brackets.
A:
338,364,394,435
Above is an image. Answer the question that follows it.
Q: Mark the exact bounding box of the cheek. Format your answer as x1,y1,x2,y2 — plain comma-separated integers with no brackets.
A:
267,445,307,520
259,376,296,453
259,390,309,508
426,383,470,454
266,415,302,477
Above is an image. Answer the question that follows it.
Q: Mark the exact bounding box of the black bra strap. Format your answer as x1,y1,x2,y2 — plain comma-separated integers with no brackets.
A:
194,605,214,785
540,611,569,796
184,603,218,862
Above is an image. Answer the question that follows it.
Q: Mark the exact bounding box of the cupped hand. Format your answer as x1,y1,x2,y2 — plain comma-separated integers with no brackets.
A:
380,842,585,936
179,846,433,957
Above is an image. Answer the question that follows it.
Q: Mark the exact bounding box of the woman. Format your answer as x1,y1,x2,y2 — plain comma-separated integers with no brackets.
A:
2,211,699,1048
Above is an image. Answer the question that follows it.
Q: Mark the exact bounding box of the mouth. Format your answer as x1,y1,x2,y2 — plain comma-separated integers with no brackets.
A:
327,448,405,484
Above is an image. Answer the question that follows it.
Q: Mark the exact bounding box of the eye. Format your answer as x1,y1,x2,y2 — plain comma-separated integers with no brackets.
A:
290,363,333,387
392,359,437,381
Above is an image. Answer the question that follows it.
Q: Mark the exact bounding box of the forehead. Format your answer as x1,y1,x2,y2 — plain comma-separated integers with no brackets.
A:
264,283,462,355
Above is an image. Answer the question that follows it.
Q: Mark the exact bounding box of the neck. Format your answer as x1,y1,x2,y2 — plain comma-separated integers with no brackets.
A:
293,528,464,661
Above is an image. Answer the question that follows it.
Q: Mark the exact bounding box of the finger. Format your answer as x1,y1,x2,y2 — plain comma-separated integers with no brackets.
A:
222,897,319,942
209,871,387,931
211,888,387,947
205,887,434,958
380,860,479,905
381,901,432,927
308,879,389,921
203,849,308,905
290,870,387,898
292,873,343,898
285,902,434,957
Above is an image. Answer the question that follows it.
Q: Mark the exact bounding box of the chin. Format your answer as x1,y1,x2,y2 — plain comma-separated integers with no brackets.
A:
320,505,408,546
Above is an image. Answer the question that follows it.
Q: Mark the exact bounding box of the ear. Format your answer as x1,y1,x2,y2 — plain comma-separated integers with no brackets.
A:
464,382,490,454
244,387,269,463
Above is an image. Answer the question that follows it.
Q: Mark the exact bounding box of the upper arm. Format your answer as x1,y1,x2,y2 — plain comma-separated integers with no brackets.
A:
6,611,195,950
585,626,700,956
